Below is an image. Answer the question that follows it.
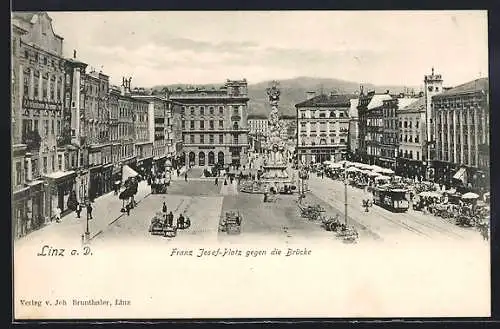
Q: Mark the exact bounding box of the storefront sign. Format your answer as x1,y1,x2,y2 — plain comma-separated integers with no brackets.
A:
23,97,62,111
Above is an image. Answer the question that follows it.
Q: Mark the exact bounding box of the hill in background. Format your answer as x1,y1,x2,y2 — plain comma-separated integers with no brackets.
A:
151,77,419,118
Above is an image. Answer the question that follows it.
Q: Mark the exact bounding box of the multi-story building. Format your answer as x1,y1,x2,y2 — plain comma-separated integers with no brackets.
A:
396,97,427,178
108,86,120,167
169,101,184,169
130,95,171,173
432,77,489,192
12,12,73,237
169,79,250,168
248,114,268,153
117,89,138,173
295,92,353,164
347,97,359,158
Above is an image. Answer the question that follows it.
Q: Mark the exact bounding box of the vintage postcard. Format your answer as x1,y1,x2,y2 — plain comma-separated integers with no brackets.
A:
12,10,490,319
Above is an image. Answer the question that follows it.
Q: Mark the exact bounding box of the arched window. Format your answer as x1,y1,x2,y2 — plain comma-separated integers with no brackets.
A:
233,122,239,130
198,152,205,166
218,151,225,164
208,152,215,165
189,152,195,166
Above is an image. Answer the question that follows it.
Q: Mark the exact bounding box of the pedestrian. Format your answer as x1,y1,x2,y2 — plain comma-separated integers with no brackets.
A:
168,211,174,226
162,202,167,213
224,179,228,186
126,204,130,216
86,203,93,220
75,203,82,218
321,171,324,179
178,213,185,228
215,177,219,186
54,206,62,223
184,172,188,182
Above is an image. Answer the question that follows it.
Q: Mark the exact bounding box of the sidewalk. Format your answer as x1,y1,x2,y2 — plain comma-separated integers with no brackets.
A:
14,181,151,248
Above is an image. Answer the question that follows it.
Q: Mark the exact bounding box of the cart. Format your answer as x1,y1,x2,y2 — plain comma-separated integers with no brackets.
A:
149,212,178,237
298,203,325,220
321,215,342,232
219,211,242,235
336,226,359,243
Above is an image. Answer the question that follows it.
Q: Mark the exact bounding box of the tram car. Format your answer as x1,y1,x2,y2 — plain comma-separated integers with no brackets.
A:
372,186,409,212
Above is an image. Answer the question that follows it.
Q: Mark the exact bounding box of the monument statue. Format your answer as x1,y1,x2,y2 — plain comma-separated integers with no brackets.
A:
265,81,286,165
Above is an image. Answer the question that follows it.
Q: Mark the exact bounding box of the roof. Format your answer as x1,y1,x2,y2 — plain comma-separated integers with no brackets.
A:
397,97,426,113
295,93,356,108
367,94,392,110
433,77,489,99
396,97,419,109
12,12,38,22
248,113,268,119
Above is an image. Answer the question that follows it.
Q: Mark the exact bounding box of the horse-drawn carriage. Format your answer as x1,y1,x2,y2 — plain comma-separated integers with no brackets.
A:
321,215,342,231
148,212,191,237
219,211,243,235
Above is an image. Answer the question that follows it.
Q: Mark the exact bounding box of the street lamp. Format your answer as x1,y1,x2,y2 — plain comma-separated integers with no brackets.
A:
344,162,348,226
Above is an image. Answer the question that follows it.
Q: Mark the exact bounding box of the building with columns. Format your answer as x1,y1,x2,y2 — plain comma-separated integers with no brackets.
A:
432,77,489,191
295,92,354,165
12,12,72,238
169,79,250,168
248,113,268,153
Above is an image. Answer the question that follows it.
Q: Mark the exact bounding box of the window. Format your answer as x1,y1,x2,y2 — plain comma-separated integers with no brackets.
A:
209,107,214,115
200,135,204,144
200,121,205,130
44,120,49,136
233,122,239,130
409,151,413,159
51,120,55,135
219,106,224,114
190,121,194,129
219,134,223,144
43,157,47,173
416,152,420,160
58,155,63,170
181,120,185,129
340,138,346,143
219,120,223,128
404,121,408,128
209,120,214,130
24,50,29,58
409,121,412,129
399,121,402,128
190,135,195,143
311,141,316,146
190,107,195,115
331,138,335,144
319,112,326,118
415,135,419,143
416,121,419,128
15,162,22,185
181,107,186,115
339,112,344,118
200,107,205,116
234,135,239,144
302,140,306,146
209,135,214,144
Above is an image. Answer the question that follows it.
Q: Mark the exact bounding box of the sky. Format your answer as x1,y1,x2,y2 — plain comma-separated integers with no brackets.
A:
45,11,488,88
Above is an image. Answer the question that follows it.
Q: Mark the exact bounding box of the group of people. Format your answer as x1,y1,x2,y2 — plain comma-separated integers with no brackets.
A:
51,202,94,223
157,201,187,228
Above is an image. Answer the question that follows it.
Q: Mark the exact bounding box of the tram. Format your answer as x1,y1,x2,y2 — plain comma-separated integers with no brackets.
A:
372,186,409,212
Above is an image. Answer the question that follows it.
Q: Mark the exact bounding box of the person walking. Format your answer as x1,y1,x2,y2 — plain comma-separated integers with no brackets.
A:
162,202,168,214
75,203,82,219
215,177,219,186
86,203,93,220
54,206,62,223
168,211,174,227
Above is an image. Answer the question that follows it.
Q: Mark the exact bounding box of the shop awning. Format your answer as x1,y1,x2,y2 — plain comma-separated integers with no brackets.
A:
122,165,139,184
43,170,76,183
453,167,467,184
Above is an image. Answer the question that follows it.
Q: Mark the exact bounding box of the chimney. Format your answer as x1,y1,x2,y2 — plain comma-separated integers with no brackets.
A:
306,91,316,100
73,49,77,59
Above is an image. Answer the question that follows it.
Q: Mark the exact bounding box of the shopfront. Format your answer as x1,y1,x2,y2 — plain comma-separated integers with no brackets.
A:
136,156,154,178
27,180,46,232
12,186,29,239
89,165,103,201
153,155,167,173
43,171,77,216
102,163,113,194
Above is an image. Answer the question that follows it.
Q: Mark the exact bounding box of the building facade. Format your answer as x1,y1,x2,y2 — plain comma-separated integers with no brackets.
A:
396,97,427,178
432,77,489,191
248,114,268,153
12,12,73,238
423,68,444,162
295,93,353,165
130,95,171,172
169,79,250,168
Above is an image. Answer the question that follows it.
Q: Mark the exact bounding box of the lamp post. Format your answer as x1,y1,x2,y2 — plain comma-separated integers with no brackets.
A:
344,162,348,226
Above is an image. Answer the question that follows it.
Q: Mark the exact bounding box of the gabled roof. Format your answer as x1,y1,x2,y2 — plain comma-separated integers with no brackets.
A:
396,97,419,109
433,77,489,99
295,93,355,108
397,97,426,113
367,94,392,110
